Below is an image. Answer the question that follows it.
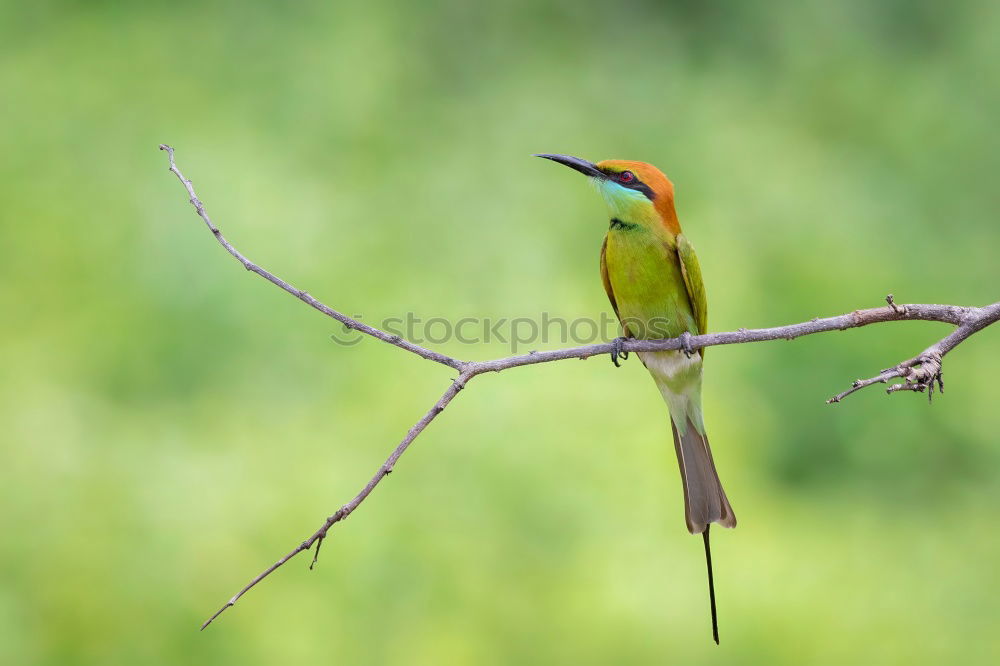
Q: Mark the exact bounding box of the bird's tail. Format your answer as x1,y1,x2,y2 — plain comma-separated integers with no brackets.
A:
669,416,736,534
669,412,735,645
651,364,735,643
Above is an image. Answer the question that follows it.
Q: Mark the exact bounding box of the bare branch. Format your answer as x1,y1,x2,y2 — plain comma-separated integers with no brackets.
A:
463,302,975,376
158,145,1000,629
157,144,464,371
827,302,1000,403
200,369,473,630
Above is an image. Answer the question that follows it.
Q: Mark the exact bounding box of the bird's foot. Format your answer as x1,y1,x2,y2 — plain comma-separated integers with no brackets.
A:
679,332,695,358
611,336,630,367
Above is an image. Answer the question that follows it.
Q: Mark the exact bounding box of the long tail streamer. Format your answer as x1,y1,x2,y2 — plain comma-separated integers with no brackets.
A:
702,525,719,644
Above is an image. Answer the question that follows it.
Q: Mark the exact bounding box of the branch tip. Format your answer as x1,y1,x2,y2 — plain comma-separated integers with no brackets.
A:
886,294,904,314
309,536,325,570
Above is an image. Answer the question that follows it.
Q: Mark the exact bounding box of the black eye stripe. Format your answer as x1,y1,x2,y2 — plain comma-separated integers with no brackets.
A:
599,168,656,201
632,182,656,200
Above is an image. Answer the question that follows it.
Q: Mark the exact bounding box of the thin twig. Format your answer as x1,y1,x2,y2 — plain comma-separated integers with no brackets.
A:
158,145,1000,629
158,144,463,371
199,370,473,630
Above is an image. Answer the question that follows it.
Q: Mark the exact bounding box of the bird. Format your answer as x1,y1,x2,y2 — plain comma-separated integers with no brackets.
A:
536,154,735,644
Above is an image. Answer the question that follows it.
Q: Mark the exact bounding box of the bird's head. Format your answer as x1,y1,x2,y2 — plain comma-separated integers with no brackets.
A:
535,154,680,234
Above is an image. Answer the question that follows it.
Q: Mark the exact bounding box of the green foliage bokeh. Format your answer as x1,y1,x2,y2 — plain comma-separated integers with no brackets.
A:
2,1,999,663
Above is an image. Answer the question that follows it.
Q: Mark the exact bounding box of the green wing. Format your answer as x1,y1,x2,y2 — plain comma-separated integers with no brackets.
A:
676,234,708,349
599,235,623,324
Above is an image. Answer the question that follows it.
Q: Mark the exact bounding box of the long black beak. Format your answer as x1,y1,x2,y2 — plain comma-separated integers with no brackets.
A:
534,154,606,179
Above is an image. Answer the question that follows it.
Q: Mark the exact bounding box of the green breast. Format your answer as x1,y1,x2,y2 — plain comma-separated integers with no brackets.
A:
604,226,697,340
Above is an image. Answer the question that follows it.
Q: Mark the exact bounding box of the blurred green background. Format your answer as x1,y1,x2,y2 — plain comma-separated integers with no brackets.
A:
2,1,999,663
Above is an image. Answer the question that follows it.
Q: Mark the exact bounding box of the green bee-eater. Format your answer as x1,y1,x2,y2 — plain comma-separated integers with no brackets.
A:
537,154,735,643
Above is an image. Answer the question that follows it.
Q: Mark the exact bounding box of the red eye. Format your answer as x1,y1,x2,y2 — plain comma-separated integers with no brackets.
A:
619,171,635,183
